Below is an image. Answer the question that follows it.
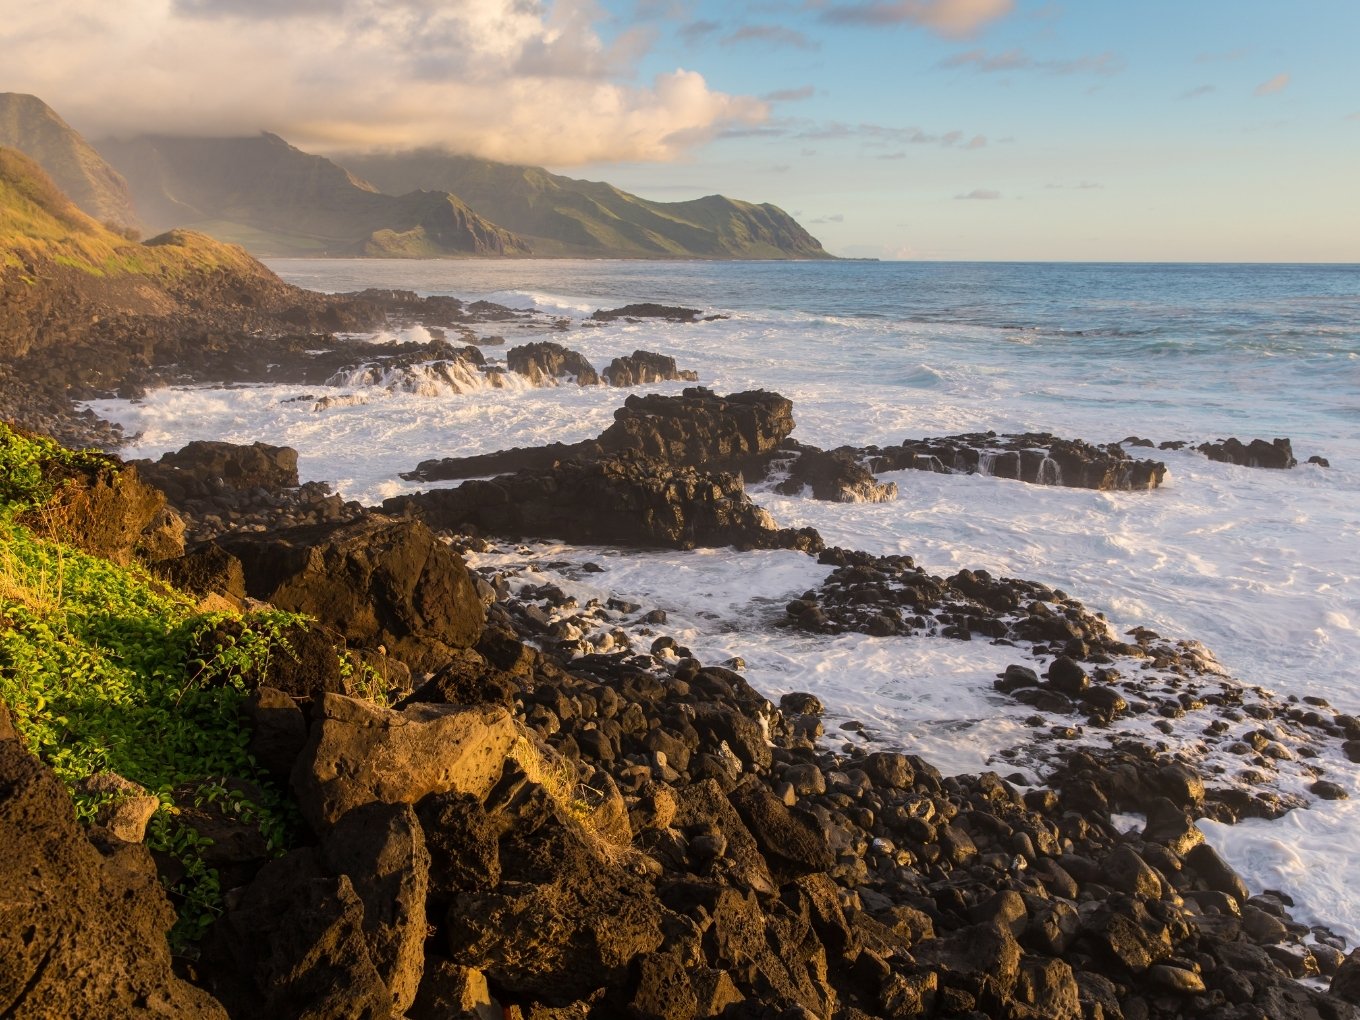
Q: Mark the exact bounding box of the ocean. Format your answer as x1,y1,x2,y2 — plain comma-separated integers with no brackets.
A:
88,258,1360,945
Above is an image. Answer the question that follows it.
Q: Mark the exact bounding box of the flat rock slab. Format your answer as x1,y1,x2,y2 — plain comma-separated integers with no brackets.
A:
293,693,517,833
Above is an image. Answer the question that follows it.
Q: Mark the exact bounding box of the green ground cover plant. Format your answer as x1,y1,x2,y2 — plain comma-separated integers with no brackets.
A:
0,422,307,948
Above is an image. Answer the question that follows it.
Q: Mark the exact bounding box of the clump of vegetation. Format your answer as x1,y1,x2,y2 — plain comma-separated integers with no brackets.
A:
0,422,305,948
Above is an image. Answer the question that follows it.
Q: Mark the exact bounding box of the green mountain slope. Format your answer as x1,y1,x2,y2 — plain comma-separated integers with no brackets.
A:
97,133,529,257
0,93,139,231
341,150,833,259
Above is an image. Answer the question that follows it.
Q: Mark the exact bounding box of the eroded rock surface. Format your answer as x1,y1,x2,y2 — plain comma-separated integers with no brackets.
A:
216,514,486,670
864,430,1167,490
0,724,227,1019
385,454,823,552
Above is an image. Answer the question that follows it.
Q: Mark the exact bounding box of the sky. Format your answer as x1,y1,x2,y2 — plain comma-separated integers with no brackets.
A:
3,0,1358,261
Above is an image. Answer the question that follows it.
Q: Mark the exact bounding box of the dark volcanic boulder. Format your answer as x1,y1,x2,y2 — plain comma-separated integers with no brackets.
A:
598,387,795,475
319,803,431,1016
151,440,300,491
401,439,602,483
506,341,599,386
216,514,486,670
590,303,702,322
0,725,227,1018
203,849,391,1020
384,455,823,553
774,443,897,503
445,784,667,1002
601,350,700,387
864,431,1165,490
402,386,794,482
1197,436,1297,469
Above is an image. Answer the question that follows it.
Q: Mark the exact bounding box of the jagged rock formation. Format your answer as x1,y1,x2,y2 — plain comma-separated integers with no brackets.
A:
506,341,600,386
863,431,1167,490
6,433,1360,1019
215,515,487,672
591,304,704,322
339,150,835,259
601,350,701,387
1196,437,1297,469
405,387,795,484
0,92,139,230
98,133,530,257
774,443,899,503
385,454,824,553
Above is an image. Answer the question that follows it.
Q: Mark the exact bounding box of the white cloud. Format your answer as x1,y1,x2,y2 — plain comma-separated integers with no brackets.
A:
1,0,765,165
819,0,1013,36
1254,72,1291,97
955,188,1000,199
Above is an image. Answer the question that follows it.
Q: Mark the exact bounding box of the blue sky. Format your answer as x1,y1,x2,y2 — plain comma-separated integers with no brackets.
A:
6,0,1357,260
579,0,1360,261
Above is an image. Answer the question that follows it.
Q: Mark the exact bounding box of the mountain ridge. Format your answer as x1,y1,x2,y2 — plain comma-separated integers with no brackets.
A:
0,92,139,231
97,132,529,258
342,149,834,259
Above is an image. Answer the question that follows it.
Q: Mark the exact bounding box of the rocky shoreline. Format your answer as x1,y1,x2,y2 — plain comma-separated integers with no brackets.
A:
2,285,1356,1019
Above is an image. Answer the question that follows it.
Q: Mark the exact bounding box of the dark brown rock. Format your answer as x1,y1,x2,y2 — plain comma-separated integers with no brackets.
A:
204,849,391,1020
774,444,897,503
292,693,517,833
386,455,822,554
152,541,245,604
863,430,1166,490
445,785,666,1002
0,738,227,1019
601,350,699,388
1198,436,1297,469
244,686,309,785
217,514,486,670
320,802,431,1015
727,776,835,880
507,341,599,386
151,440,300,490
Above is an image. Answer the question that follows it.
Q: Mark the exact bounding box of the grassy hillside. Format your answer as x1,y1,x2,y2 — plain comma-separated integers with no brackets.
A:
98,133,530,257
0,146,267,281
342,150,834,259
0,93,139,231
0,145,304,364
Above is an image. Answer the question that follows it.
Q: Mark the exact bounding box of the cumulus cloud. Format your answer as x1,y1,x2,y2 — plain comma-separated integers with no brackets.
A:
955,188,1000,199
941,47,1123,75
817,0,1013,36
2,0,765,165
1254,73,1291,96
723,24,818,49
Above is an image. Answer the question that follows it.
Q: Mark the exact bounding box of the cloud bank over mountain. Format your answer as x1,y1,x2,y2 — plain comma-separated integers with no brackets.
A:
2,0,765,165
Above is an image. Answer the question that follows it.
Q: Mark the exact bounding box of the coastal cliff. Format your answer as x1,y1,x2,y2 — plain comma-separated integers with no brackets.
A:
3,161,1359,1020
